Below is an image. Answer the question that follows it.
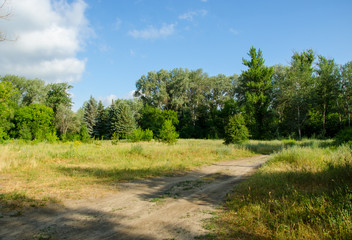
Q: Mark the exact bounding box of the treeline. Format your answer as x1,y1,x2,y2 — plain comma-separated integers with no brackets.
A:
0,47,351,142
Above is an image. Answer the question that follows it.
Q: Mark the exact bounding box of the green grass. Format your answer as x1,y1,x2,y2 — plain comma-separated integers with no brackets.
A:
0,139,255,210
210,143,352,239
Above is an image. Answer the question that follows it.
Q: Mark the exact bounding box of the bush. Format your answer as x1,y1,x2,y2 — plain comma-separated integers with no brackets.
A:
224,114,250,144
142,129,153,141
129,128,154,142
129,127,144,142
335,127,352,145
80,124,90,143
158,120,179,144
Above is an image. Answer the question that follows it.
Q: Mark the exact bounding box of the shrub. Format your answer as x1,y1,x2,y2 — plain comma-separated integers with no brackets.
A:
142,129,153,141
129,128,154,142
335,127,352,145
158,120,179,144
224,114,250,145
129,127,144,142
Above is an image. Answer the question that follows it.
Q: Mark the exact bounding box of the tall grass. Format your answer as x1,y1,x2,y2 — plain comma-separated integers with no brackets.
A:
0,139,255,210
211,144,352,239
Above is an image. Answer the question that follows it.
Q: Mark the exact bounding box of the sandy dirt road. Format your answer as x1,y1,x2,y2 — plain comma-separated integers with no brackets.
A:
0,155,267,240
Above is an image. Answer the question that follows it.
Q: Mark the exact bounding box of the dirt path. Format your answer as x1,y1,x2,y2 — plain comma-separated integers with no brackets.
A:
0,155,267,240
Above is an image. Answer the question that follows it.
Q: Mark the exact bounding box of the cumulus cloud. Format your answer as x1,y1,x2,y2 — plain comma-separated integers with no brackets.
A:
0,0,91,83
178,9,208,21
128,23,175,40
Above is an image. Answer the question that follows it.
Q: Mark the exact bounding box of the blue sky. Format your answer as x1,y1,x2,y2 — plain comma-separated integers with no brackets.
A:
1,0,351,111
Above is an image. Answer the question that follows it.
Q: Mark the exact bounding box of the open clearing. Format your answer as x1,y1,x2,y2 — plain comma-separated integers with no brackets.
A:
0,155,267,240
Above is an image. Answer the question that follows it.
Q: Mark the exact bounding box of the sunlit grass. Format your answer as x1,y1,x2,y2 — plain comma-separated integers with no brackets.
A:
211,143,352,239
0,139,255,210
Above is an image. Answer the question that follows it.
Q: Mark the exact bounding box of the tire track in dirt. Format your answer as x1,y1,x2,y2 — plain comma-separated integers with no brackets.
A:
0,155,267,240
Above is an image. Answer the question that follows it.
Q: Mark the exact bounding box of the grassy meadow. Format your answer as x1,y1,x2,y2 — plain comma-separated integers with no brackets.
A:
1,138,351,239
210,141,352,239
0,139,255,211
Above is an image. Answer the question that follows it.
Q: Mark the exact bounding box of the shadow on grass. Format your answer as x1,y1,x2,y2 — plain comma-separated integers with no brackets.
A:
211,161,352,239
241,139,334,155
0,192,56,214
0,157,267,239
56,165,186,181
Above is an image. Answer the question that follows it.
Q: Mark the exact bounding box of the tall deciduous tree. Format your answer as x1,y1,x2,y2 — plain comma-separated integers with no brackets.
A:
288,50,315,139
314,56,340,135
14,103,55,140
45,83,73,114
237,47,273,139
340,61,352,126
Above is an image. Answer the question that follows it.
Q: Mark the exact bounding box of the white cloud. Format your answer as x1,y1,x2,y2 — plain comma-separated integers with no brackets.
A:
201,0,208,2
128,23,175,40
124,90,136,99
99,94,118,106
0,0,91,83
114,18,122,31
179,9,208,21
230,28,239,35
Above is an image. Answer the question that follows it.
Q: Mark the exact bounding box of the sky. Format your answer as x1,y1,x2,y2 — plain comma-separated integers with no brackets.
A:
0,0,351,111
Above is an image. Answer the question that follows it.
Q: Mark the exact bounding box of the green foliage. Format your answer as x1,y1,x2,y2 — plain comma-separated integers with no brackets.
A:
335,127,352,145
143,129,153,141
14,103,55,141
45,82,72,114
1,75,47,106
129,127,154,142
135,68,237,139
129,127,144,142
0,80,17,137
224,114,250,144
158,119,179,144
83,96,98,136
237,47,273,139
93,101,109,139
80,124,90,143
109,101,136,139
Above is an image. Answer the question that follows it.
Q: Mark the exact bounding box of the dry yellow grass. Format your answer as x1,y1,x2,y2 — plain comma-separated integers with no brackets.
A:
0,139,255,209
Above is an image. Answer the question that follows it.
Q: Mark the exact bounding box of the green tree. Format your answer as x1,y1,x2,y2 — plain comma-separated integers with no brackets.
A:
14,103,55,141
45,82,73,114
0,80,17,139
288,50,315,139
224,113,250,144
314,56,340,136
93,100,109,139
55,104,81,140
158,119,179,144
109,101,136,139
83,96,98,137
237,47,273,139
1,75,48,106
340,61,352,126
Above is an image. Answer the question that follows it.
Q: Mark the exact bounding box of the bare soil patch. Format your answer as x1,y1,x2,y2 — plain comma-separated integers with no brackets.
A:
0,155,267,240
